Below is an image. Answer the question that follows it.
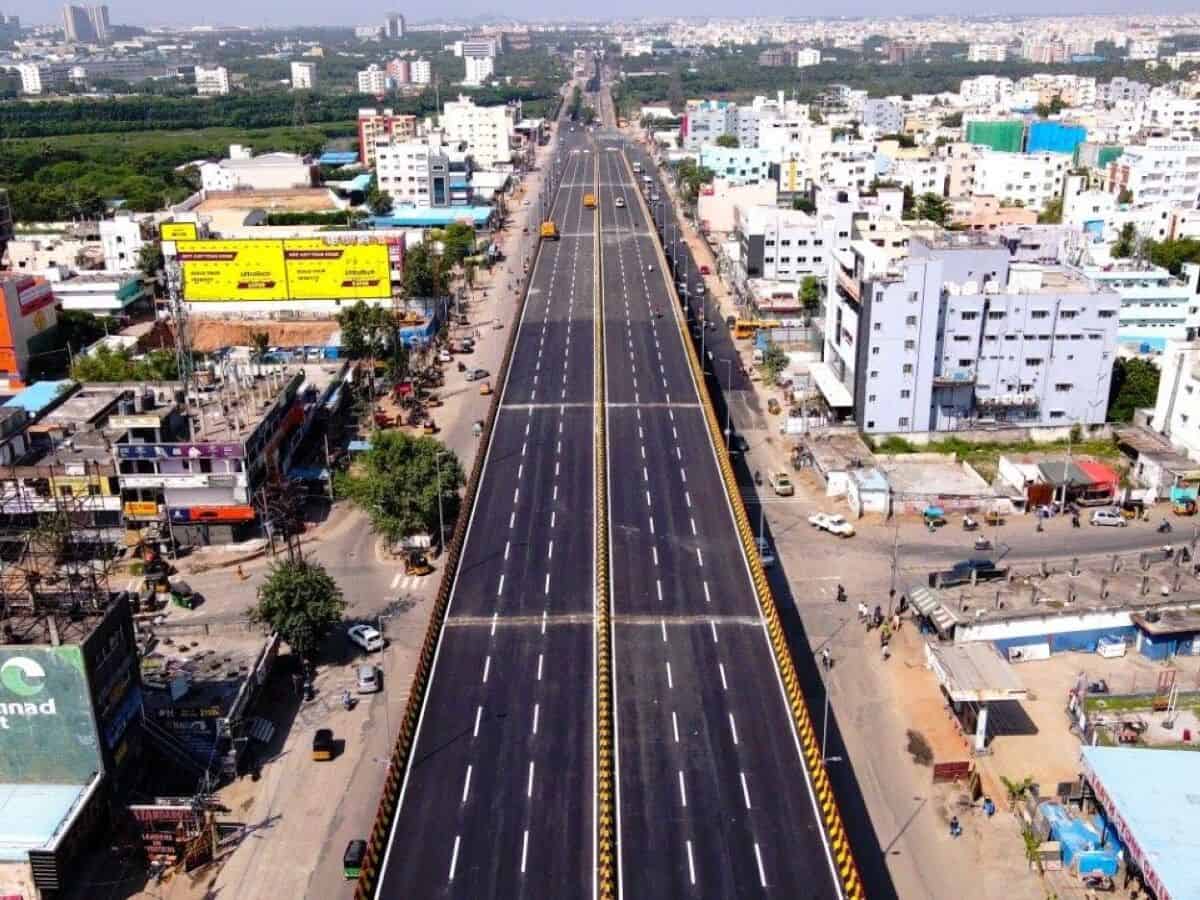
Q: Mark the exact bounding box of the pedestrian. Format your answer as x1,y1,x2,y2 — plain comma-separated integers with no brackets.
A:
857,601,869,623
892,612,902,632
836,584,847,603
983,797,996,818
879,622,892,647
821,647,832,671
881,641,890,662
898,593,909,615
873,605,883,628
949,816,961,838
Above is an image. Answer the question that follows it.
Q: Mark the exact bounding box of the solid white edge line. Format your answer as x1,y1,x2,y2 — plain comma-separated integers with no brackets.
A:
374,140,584,897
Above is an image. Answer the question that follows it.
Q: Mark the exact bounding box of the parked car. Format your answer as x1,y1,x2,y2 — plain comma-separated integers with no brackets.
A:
695,283,706,295
929,559,1008,588
437,350,453,363
615,197,626,208
730,433,750,453
347,624,384,653
356,664,381,694
699,264,712,275
465,368,490,382
769,472,794,497
808,512,855,537
755,536,776,567
1091,508,1128,528
312,728,335,761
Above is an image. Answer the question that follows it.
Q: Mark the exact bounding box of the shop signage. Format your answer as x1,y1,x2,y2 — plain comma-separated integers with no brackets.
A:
117,443,243,460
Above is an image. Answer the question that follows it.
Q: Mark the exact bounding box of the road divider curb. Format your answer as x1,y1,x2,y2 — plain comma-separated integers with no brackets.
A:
593,150,618,900
353,176,547,900
619,148,865,900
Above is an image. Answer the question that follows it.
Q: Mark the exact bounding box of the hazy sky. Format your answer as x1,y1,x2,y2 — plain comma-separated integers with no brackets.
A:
9,0,1200,27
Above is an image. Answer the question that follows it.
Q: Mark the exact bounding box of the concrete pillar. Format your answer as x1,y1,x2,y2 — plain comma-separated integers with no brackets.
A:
975,703,989,753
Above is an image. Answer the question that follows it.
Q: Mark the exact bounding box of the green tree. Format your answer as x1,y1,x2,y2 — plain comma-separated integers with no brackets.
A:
366,177,393,216
1112,222,1138,258
337,431,466,543
402,241,448,298
440,222,475,268
250,558,346,662
1144,237,1200,276
915,192,950,226
138,241,164,288
70,345,179,382
714,134,740,148
1037,196,1063,224
940,111,963,128
792,196,816,213
760,342,789,385
1107,357,1160,423
799,276,821,318
1117,187,1134,205
336,301,396,359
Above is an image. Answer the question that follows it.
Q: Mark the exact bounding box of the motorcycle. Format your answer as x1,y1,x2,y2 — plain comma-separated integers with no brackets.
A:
1082,873,1114,891
974,537,992,552
342,690,356,712
962,516,979,532
1158,520,1174,534
753,470,762,486
457,361,466,372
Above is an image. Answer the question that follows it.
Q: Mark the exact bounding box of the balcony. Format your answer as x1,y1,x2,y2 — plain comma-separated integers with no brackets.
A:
933,369,976,387
836,268,861,302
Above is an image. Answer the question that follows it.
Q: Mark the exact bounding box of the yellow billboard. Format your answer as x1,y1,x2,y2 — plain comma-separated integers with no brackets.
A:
160,222,198,241
178,240,288,301
283,240,391,300
177,239,392,301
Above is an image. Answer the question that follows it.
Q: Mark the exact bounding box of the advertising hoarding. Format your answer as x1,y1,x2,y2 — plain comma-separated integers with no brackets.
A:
177,239,392,302
160,222,199,241
116,443,244,460
0,646,101,784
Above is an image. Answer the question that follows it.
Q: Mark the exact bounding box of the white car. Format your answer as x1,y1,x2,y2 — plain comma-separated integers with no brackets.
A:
437,350,453,363
347,624,384,653
1090,509,1127,527
808,513,856,537
615,197,626,208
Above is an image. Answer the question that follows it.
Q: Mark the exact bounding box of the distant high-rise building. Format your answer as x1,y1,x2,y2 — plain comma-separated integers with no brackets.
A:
463,53,494,86
410,58,431,86
194,65,231,96
62,4,93,41
87,4,108,43
291,61,317,90
357,64,388,96
357,107,418,167
386,58,410,84
384,12,405,39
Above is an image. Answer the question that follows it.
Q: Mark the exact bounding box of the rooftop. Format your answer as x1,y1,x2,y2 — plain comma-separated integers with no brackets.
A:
927,641,1027,703
0,778,101,861
876,456,993,498
1079,746,1200,900
3,380,73,418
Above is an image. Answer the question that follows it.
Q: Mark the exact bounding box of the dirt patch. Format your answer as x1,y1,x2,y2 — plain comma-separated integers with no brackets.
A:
195,189,337,212
179,320,340,352
906,729,934,766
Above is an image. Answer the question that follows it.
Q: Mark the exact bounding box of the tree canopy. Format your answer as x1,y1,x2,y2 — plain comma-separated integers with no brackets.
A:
714,134,739,148
915,192,950,226
402,241,449,298
70,346,179,382
1107,358,1160,423
439,222,476,268
337,431,466,543
250,558,346,661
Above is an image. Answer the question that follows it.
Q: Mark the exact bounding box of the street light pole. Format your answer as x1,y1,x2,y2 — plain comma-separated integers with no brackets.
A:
720,358,733,447
434,451,446,549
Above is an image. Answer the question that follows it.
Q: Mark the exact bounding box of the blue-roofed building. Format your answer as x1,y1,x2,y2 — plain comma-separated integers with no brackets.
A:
1026,121,1088,156
1080,746,1200,898
318,151,361,167
368,207,495,229
3,379,74,418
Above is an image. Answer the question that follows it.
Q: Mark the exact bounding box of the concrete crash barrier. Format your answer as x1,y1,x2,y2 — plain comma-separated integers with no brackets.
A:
593,152,618,900
354,199,546,900
619,147,865,900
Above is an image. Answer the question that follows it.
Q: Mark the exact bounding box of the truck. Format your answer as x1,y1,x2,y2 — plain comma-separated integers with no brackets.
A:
928,559,1008,589
583,194,597,209
540,220,558,240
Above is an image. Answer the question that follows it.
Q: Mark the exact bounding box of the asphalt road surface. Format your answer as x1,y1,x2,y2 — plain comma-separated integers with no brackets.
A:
376,125,597,899
599,145,844,897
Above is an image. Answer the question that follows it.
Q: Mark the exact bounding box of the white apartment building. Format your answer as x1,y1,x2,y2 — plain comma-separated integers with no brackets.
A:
99,216,144,273
456,39,498,58
464,54,494,86
1139,93,1200,133
410,58,432,86
1153,325,1200,461
441,95,517,169
959,75,1014,108
795,48,821,67
291,61,317,90
734,205,828,284
1127,38,1160,61
967,43,1007,63
1105,142,1200,209
357,64,388,95
884,156,948,198
195,65,230,96
198,145,312,192
375,140,433,205
973,150,1068,212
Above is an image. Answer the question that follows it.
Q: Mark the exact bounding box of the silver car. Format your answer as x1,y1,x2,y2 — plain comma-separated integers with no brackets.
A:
356,664,381,694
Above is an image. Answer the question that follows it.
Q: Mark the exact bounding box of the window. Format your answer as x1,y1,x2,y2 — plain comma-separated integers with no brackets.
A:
908,291,919,303
868,394,876,402
961,311,978,321
988,311,1005,320
898,417,910,427
1055,383,1072,392
900,389,911,398
870,370,879,379
904,340,915,350
765,239,776,246
780,239,791,246
1026,357,1044,366
1049,410,1065,419
1004,334,1018,341
1031,310,1049,319
902,364,913,374
872,346,880,355
958,358,973,367
1098,309,1117,318
905,315,917,326
1060,310,1077,319
873,322,882,331
953,335,970,342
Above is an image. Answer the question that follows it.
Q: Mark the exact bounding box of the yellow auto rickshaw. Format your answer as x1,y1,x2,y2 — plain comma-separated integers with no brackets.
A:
479,380,492,396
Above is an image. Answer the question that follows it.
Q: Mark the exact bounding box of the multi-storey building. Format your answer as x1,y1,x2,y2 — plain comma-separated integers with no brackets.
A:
463,53,494,86
1127,38,1160,61
826,229,1119,434
62,3,106,42
861,98,903,134
410,58,432,85
1105,142,1200,208
959,75,1014,108
99,215,144,272
194,65,230,96
384,12,405,39
973,150,1068,212
883,155,947,198
698,146,771,186
795,48,822,67
967,43,1007,63
357,107,419,167
387,58,410,84
357,64,388,96
441,95,518,169
734,205,828,285
376,139,452,207
1099,77,1150,106
682,99,737,151
1139,94,1200,133
290,61,316,90
1082,262,1200,353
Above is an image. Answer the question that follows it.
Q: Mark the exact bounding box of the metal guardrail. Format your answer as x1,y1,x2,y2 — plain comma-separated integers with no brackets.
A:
353,175,548,900
619,148,866,900
593,150,617,900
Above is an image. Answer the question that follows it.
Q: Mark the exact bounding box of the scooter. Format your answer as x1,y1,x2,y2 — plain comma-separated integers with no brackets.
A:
1158,520,1173,534
342,690,356,712
754,470,763,486
1082,873,1113,891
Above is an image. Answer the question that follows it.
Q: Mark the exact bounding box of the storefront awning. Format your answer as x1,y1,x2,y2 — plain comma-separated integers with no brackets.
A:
809,362,853,408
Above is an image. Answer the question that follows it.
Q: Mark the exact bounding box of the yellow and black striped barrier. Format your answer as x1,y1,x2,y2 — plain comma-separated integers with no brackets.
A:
618,148,866,900
353,183,550,900
593,149,618,900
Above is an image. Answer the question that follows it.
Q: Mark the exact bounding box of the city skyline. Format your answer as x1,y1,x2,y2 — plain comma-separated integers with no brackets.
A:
8,2,1200,28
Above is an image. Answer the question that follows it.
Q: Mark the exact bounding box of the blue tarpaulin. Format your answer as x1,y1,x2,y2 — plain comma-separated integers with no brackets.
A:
1039,801,1121,875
